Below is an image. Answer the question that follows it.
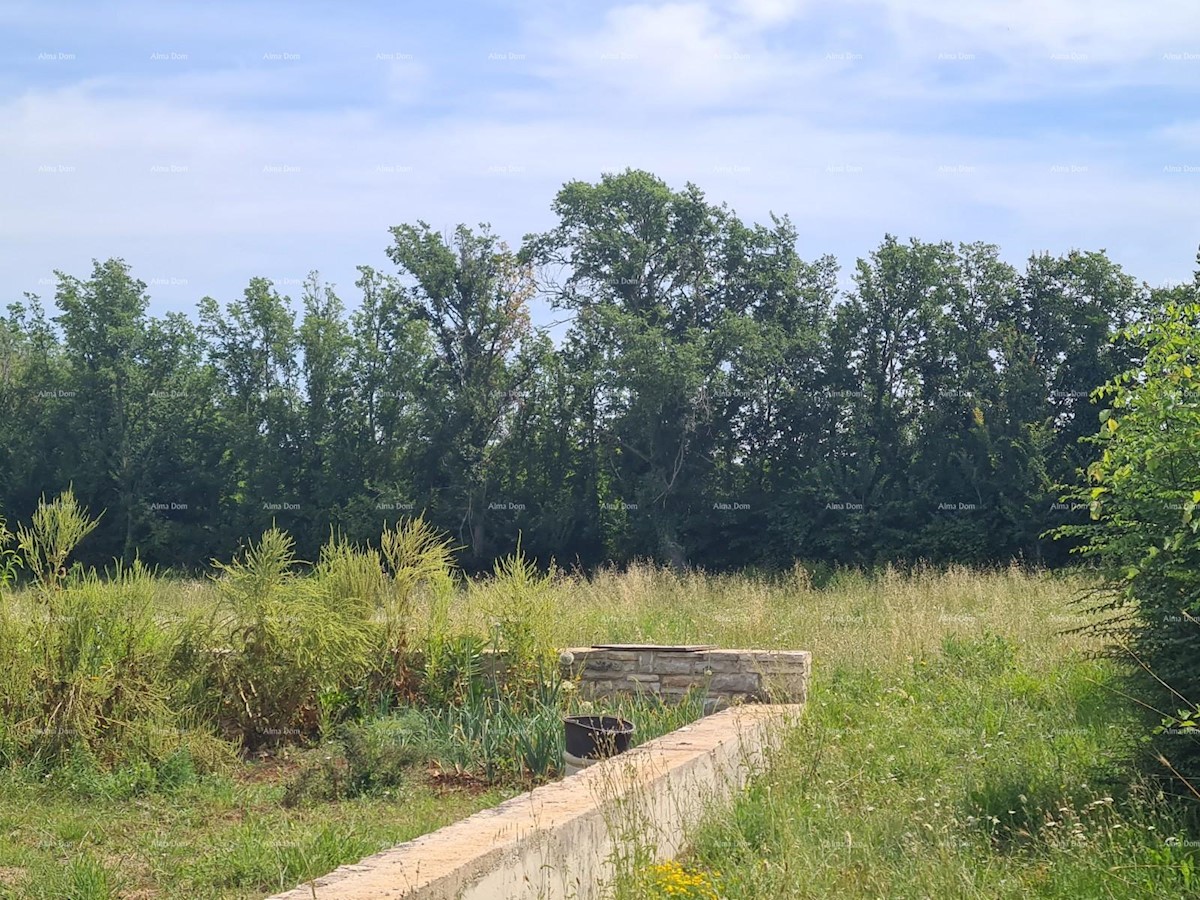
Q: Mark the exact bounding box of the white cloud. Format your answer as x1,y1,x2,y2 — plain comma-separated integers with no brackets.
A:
547,2,791,106
732,0,806,27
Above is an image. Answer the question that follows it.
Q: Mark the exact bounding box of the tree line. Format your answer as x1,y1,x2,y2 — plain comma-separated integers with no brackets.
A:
0,169,1183,572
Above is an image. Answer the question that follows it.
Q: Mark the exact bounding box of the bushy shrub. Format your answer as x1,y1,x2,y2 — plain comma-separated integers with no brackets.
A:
0,492,231,777
339,711,431,793
1056,300,1200,791
280,748,353,807
282,712,431,806
14,487,99,592
194,528,378,748
0,559,231,777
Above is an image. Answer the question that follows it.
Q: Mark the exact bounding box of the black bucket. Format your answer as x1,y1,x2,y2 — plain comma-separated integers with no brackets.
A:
563,715,635,760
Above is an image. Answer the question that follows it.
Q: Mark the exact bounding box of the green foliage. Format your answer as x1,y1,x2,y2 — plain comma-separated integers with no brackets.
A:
1055,300,1200,791
935,631,1017,678
14,488,100,591
16,852,122,900
282,712,432,806
0,185,1153,575
378,515,457,660
477,547,558,685
0,560,232,779
0,512,19,593
199,528,377,747
667,651,1190,899
387,222,536,565
186,820,380,894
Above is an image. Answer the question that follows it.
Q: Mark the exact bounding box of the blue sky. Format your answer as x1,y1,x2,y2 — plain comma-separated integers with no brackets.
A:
3,0,1199,323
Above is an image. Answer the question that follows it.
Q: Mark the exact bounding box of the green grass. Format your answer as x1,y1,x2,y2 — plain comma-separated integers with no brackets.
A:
3,563,1198,898
0,765,516,899
594,567,1200,899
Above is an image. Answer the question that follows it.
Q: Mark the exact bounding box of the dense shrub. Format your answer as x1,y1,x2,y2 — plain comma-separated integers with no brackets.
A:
1057,300,1200,791
186,520,462,748
0,562,231,776
189,528,379,748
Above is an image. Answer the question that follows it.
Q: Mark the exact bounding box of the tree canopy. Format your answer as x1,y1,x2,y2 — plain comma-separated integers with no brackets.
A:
0,170,1168,572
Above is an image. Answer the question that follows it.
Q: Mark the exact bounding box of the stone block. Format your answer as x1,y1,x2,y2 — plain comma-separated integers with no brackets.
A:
652,656,698,675
708,673,762,694
582,658,638,674
659,674,702,692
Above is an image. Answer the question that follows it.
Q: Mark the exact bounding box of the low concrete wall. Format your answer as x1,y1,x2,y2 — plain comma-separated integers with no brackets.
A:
269,703,802,900
562,646,810,710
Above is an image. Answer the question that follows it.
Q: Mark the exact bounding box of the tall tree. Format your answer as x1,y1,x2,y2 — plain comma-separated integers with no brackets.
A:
199,277,303,549
524,170,742,567
386,223,536,566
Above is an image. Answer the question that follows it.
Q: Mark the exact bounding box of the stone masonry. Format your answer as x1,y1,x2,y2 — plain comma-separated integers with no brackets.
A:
560,645,810,710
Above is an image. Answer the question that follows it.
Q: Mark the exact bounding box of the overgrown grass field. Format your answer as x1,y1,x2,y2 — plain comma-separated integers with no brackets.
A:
1,547,1197,897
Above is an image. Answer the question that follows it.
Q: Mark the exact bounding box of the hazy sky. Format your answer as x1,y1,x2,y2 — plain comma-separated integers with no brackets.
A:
4,0,1199,323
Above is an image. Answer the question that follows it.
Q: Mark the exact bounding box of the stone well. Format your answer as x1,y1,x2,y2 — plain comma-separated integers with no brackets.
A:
561,644,810,710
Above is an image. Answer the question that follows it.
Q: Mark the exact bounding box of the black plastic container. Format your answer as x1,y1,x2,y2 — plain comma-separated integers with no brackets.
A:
563,715,635,760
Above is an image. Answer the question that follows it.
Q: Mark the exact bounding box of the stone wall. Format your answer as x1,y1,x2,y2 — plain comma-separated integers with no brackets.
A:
560,646,810,710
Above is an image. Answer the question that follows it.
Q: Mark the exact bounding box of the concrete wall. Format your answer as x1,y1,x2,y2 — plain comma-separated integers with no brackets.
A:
561,646,810,710
268,703,802,900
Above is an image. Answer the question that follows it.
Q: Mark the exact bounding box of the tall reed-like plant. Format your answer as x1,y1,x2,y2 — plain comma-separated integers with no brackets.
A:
0,560,231,776
15,488,100,592
380,516,457,649
0,513,19,595
475,547,558,695
198,528,378,747
376,517,458,702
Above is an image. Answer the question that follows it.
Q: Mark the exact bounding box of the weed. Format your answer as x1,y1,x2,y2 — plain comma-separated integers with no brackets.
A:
0,513,20,595
14,488,100,593
199,528,377,747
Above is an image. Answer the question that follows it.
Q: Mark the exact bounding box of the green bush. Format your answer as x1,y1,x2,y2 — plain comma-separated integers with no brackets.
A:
14,487,100,592
196,528,379,747
340,712,430,792
282,712,432,806
0,558,231,777
280,748,353,806
1057,300,1200,792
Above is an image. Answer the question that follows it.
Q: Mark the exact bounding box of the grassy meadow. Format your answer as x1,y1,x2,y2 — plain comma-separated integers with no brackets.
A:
0,558,1197,898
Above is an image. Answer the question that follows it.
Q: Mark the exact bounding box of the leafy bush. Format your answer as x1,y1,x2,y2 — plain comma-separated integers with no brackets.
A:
280,748,353,807
339,712,430,791
1056,300,1200,791
282,712,434,806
